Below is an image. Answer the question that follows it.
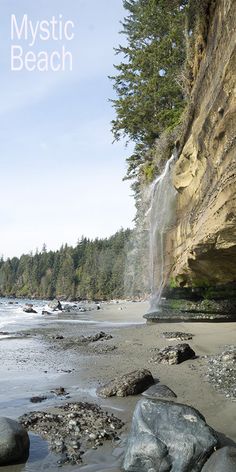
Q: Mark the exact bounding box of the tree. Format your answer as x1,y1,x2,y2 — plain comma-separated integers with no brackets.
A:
110,0,187,181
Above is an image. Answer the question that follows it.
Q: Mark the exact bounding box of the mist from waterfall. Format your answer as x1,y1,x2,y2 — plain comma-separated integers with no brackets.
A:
147,151,177,311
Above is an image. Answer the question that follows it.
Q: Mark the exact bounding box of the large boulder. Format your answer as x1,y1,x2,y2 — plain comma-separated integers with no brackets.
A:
97,369,154,398
150,343,195,365
201,447,236,471
124,399,218,472
0,417,30,465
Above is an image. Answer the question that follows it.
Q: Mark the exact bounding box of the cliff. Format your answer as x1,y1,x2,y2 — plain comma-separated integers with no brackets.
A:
169,0,236,288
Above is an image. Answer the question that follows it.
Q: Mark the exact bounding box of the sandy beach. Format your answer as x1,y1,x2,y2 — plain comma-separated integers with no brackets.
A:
0,300,236,471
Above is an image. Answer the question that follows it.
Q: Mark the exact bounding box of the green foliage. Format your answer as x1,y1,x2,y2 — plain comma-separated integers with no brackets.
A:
0,229,132,300
110,0,188,183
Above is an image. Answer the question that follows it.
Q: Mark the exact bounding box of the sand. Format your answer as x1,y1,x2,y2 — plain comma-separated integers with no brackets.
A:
1,300,236,471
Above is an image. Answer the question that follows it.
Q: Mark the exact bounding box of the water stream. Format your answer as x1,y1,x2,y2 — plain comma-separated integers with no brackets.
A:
147,150,177,311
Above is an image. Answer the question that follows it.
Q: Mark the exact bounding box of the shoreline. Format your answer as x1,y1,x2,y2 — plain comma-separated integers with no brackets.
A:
0,300,236,470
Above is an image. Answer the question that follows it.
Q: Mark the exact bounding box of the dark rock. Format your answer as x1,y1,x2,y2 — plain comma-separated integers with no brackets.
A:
97,369,154,398
124,399,218,472
23,304,37,314
202,447,236,471
42,310,52,315
0,417,30,465
48,300,62,311
30,396,47,403
51,387,67,396
150,343,195,365
162,331,193,341
142,384,177,399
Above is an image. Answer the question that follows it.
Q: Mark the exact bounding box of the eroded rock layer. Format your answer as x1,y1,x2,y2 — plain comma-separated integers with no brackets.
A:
168,0,236,287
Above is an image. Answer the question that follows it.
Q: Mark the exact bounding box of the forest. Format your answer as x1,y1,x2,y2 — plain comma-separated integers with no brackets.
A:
0,229,132,300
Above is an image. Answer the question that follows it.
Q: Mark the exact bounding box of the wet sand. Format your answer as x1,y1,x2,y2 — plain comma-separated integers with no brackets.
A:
1,300,236,470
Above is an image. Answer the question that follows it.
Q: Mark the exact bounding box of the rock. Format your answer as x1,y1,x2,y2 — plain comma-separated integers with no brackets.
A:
48,300,62,311
201,447,236,471
142,384,177,399
81,331,113,343
51,387,67,396
42,310,52,315
206,346,236,399
162,331,193,341
30,395,47,403
23,305,37,314
0,417,30,465
123,399,218,472
97,369,155,398
150,343,195,365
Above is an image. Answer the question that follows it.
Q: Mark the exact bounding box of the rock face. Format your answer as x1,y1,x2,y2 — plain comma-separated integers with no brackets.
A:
150,343,195,365
164,0,236,288
0,417,30,465
201,447,236,471
124,399,218,472
97,369,154,398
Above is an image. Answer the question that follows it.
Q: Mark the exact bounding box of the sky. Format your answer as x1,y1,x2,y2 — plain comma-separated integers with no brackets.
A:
0,0,136,258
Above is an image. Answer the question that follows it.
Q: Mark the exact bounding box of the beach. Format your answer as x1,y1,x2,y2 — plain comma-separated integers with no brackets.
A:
0,299,236,471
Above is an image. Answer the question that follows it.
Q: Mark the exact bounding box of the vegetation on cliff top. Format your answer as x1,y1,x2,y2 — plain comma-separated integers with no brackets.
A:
110,0,188,186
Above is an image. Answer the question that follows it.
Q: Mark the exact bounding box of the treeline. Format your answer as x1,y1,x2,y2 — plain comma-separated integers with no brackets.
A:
0,229,133,300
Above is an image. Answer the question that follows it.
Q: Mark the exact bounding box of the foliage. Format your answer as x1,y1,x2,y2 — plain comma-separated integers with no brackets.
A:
0,229,132,300
110,0,188,183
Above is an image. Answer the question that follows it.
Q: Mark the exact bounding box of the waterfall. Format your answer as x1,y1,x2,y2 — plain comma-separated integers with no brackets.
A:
147,150,177,311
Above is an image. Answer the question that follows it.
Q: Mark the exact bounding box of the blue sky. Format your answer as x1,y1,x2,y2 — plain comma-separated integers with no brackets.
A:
0,0,135,258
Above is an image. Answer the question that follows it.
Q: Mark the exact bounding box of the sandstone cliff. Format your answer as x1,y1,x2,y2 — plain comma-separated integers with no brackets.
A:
168,0,236,288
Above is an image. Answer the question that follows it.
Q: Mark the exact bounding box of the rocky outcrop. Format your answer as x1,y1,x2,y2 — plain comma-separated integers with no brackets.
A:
166,0,236,288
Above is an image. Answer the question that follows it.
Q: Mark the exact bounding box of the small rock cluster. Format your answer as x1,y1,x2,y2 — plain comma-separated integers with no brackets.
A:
162,331,194,341
206,345,236,399
49,331,113,350
149,343,196,365
81,331,113,343
19,402,124,465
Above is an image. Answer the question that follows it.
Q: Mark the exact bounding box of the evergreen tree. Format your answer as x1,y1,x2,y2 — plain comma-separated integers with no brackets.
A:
110,0,187,181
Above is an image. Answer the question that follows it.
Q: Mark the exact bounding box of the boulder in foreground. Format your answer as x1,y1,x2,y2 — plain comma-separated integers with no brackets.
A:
124,399,218,472
97,369,154,398
0,417,30,465
201,446,236,471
